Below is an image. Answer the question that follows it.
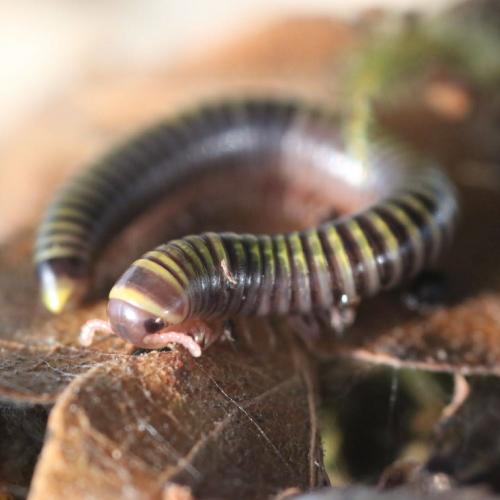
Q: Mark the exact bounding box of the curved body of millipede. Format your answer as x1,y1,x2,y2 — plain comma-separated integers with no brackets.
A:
34,98,459,356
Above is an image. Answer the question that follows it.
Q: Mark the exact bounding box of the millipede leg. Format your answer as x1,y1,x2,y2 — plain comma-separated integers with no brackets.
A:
287,314,323,342
329,303,358,336
222,319,236,342
79,319,114,346
142,319,221,357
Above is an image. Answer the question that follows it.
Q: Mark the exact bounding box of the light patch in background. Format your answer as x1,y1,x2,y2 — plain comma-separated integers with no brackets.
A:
0,0,460,142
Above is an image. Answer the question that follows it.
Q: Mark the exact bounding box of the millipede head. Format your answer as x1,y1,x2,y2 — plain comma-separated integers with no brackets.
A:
106,298,166,345
106,298,213,357
106,261,190,348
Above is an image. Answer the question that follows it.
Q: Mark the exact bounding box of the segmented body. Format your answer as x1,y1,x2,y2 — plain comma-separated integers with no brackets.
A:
34,99,458,350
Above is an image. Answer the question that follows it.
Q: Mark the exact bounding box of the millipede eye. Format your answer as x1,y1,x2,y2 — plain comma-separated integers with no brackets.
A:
144,317,165,333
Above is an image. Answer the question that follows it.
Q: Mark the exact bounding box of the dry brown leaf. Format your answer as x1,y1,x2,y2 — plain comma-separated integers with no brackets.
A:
0,341,121,405
29,323,325,499
344,294,500,375
2,5,500,499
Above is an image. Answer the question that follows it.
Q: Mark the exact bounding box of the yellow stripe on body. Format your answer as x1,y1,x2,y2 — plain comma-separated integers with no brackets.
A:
324,225,357,302
133,258,186,292
144,251,189,286
364,212,401,288
169,239,208,315
47,207,92,223
304,230,333,307
35,233,86,249
411,182,458,248
383,202,424,275
223,235,247,314
257,235,275,315
169,240,204,277
346,219,379,296
245,236,262,276
205,232,237,315
238,234,262,314
34,246,86,263
109,285,180,320
274,234,292,314
397,193,442,263
205,233,233,287
187,236,217,274
288,232,311,311
39,220,87,235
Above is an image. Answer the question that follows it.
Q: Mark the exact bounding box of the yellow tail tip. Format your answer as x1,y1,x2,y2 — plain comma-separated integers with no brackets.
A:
38,263,86,313
41,278,77,313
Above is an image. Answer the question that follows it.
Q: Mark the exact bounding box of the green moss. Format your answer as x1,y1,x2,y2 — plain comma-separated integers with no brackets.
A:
349,17,500,101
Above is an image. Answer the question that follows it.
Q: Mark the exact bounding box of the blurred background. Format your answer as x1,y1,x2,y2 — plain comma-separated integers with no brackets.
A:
0,0,462,242
0,0,459,142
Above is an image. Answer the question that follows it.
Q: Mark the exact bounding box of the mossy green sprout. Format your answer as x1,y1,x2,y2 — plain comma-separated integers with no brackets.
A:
341,12,500,150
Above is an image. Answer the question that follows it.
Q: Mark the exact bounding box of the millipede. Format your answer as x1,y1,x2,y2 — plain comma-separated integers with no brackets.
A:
34,98,459,357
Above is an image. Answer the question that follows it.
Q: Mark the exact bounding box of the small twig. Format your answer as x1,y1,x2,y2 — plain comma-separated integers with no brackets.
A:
441,373,470,420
